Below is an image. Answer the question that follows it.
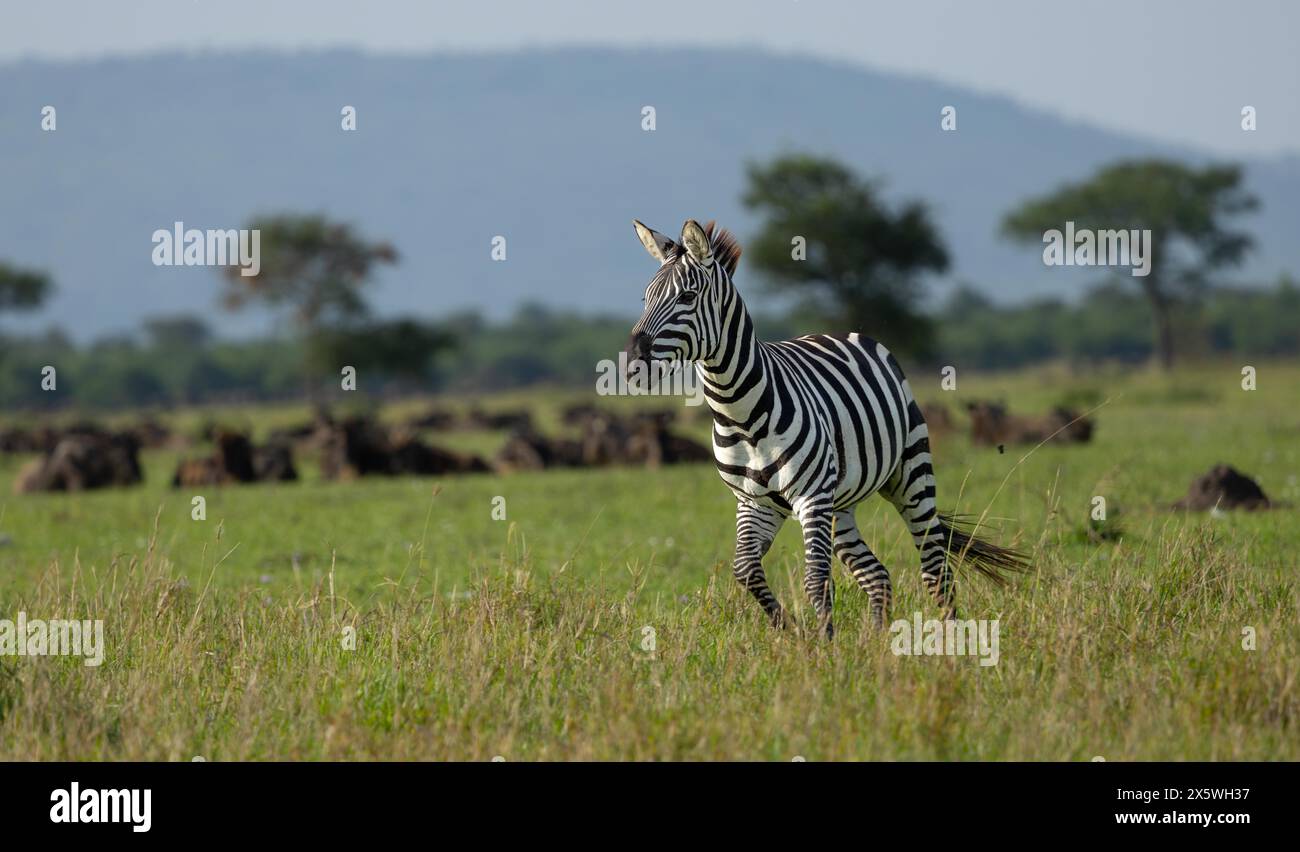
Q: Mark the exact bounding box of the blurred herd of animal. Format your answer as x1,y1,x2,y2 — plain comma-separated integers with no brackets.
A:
0,398,1275,513
2,402,714,493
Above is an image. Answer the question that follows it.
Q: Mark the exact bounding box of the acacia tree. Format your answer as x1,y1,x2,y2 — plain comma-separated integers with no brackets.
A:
742,154,949,358
0,262,52,314
221,214,398,392
1001,160,1258,369
313,318,458,393
0,263,53,364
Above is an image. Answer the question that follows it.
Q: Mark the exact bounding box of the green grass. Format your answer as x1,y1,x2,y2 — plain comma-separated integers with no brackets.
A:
0,361,1297,759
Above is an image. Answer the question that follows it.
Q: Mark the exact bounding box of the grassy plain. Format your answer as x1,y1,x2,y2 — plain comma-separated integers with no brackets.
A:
0,361,1296,759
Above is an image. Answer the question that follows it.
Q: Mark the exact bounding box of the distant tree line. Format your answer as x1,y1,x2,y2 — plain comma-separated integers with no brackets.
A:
1,278,1296,410
932,276,1299,370
0,152,1286,410
746,155,1259,369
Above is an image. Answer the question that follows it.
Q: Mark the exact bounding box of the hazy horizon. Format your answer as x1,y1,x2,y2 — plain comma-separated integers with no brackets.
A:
3,0,1298,158
5,46,1298,342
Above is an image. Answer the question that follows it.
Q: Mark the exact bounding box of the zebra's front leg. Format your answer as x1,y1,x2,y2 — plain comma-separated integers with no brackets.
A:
794,494,835,639
733,500,787,628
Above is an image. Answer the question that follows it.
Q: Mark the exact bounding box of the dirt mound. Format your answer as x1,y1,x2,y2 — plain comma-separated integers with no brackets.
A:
1173,465,1271,511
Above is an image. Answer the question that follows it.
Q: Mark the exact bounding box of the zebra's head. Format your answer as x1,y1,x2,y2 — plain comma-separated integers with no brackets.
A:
625,218,741,373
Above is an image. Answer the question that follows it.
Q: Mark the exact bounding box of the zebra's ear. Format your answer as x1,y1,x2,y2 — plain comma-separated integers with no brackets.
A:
680,219,712,264
633,220,676,263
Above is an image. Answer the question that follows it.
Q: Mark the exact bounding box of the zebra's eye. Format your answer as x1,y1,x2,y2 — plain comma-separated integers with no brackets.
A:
678,291,697,306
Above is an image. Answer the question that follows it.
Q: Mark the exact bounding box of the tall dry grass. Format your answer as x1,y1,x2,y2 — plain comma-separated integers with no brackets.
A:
2,509,1295,760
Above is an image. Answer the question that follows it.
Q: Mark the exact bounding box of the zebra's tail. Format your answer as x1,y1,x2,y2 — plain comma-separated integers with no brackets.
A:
934,512,1030,587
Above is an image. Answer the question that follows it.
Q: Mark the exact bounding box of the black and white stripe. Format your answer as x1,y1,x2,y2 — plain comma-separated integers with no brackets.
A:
627,218,1026,637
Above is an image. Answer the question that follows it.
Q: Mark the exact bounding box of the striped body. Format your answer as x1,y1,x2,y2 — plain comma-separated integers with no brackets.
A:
627,218,1024,636
707,333,915,516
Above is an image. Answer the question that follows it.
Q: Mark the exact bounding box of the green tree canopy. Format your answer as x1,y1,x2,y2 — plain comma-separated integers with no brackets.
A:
0,263,52,312
221,214,399,391
742,154,949,357
313,318,458,387
1001,159,1258,368
143,314,212,350
0,262,53,367
222,214,398,328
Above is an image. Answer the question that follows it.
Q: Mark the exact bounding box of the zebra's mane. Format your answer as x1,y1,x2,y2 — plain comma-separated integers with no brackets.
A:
702,221,742,277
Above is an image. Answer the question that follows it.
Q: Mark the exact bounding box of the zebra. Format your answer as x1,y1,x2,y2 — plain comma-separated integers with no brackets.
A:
625,218,1027,638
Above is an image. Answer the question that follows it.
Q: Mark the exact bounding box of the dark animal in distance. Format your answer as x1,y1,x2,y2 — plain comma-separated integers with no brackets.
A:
494,408,710,472
318,417,489,479
13,431,143,493
172,430,298,487
965,401,1094,447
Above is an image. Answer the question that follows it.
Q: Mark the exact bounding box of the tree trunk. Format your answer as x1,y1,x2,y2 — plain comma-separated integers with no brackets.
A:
1154,304,1175,370
301,318,320,404
1144,279,1175,370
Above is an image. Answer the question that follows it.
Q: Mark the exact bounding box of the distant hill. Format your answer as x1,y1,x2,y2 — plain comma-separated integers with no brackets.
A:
2,47,1297,340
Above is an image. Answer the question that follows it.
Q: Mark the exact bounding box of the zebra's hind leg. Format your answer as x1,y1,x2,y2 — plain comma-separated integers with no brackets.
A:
733,500,787,628
882,442,958,620
793,494,836,639
832,510,892,629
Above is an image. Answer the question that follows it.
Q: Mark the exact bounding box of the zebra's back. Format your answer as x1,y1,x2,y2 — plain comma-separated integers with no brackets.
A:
709,332,919,514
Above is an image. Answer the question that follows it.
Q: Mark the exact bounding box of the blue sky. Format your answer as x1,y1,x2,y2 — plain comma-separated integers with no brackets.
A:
4,0,1298,157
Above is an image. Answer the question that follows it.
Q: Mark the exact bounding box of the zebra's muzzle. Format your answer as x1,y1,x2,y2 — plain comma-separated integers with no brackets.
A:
624,332,656,378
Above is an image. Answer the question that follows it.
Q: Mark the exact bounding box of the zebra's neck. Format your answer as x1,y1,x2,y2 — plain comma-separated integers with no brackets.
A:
694,285,771,433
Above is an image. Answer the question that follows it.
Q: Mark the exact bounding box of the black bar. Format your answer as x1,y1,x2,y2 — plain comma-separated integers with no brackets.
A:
3,761,1286,838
